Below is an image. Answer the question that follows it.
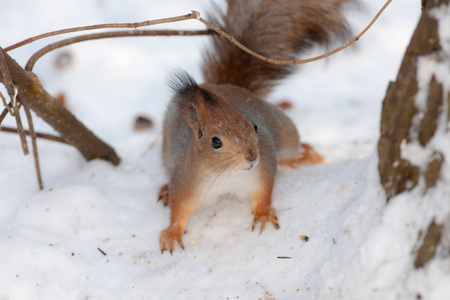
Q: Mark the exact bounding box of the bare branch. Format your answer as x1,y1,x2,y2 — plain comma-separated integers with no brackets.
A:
194,0,393,65
0,126,70,144
0,107,8,123
19,91,44,190
0,48,29,155
10,97,29,155
0,90,14,116
0,47,121,166
26,29,211,71
5,12,199,52
17,0,390,70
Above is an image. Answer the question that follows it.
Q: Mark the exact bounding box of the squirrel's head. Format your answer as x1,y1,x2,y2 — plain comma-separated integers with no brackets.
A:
169,71,259,173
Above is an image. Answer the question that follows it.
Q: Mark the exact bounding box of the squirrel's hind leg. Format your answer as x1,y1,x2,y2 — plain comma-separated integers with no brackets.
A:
278,143,324,168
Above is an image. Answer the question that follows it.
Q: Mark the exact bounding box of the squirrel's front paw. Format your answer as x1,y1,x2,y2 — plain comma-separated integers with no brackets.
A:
160,224,184,254
252,206,280,232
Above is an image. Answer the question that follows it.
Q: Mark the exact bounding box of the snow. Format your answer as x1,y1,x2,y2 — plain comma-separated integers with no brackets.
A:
2,0,449,299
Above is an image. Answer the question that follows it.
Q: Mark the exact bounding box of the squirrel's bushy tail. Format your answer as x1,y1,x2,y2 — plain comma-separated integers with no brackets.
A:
202,0,354,97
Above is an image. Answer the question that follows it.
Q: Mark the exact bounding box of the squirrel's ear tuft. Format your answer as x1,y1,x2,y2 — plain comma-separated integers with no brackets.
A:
167,69,199,95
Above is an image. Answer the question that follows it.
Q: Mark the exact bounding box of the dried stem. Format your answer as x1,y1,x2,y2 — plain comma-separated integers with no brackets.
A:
0,90,14,116
194,0,393,65
0,48,29,155
0,126,69,144
17,0,390,71
0,51,16,99
11,99,29,155
0,47,121,166
5,12,199,52
0,106,8,123
26,29,210,71
0,101,21,124
1,46,43,188
19,91,44,190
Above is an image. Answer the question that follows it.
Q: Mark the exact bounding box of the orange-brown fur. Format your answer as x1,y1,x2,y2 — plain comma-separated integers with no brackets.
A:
203,0,353,97
158,0,354,254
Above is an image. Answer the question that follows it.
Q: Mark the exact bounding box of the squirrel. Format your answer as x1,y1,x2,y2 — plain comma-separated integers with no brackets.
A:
158,0,354,254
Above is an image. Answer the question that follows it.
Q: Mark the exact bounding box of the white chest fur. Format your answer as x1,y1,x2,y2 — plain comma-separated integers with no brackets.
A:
195,167,260,207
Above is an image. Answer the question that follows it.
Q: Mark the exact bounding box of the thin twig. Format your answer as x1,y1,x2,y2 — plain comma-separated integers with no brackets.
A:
0,101,21,124
0,47,29,154
0,107,8,124
19,91,44,190
193,0,393,65
97,248,107,256
0,90,14,116
0,126,70,144
11,100,29,155
0,51,16,99
20,0,389,71
5,12,199,52
26,29,211,71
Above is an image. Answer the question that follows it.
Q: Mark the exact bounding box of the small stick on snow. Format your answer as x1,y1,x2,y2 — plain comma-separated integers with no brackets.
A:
97,248,107,256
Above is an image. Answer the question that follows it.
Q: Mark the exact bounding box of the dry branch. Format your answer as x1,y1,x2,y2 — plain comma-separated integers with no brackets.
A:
19,90,44,189
11,0,392,70
0,49,29,155
5,12,200,52
192,0,392,65
0,90,14,116
1,48,43,188
0,47,120,166
26,29,210,71
0,126,69,144
0,103,9,123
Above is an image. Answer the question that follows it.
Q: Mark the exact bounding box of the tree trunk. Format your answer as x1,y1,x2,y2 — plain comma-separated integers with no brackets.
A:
0,48,120,165
378,0,449,268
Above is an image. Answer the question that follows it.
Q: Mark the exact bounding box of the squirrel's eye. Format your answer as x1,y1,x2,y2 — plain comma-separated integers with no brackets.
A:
253,123,258,133
211,137,223,149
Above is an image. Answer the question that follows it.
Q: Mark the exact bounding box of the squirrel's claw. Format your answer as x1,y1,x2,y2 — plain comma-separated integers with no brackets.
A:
251,207,279,232
157,184,169,206
160,224,184,254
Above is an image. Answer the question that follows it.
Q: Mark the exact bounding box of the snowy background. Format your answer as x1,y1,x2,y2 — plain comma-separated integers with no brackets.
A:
1,0,449,299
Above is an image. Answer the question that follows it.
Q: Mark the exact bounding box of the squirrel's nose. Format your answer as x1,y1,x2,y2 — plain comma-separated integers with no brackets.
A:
245,150,258,163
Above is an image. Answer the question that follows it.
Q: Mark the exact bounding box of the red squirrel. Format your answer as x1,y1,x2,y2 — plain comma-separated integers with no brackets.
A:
158,0,353,253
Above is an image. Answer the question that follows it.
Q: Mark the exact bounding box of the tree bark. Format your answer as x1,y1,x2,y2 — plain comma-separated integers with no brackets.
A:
378,0,446,200
0,48,120,165
414,219,444,268
377,0,449,269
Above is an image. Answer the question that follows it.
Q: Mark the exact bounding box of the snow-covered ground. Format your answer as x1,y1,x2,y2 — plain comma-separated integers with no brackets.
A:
2,0,449,299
